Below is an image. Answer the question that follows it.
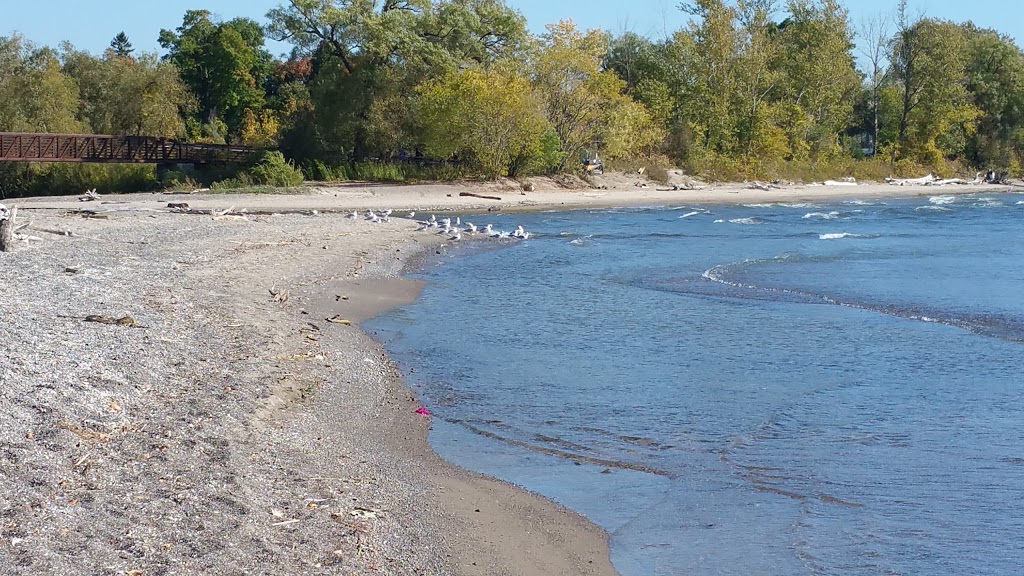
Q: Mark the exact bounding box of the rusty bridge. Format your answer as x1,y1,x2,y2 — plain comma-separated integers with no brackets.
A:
0,132,259,165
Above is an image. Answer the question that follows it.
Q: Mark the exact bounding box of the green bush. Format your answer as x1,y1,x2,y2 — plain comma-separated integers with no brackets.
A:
246,151,304,187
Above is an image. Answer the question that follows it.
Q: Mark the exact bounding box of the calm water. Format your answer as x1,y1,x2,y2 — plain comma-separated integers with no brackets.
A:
367,192,1024,575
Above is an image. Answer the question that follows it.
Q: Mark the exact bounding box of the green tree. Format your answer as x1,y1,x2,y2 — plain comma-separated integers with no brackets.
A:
961,24,1024,168
531,20,659,170
0,35,83,133
110,32,134,58
63,47,192,136
267,0,527,159
888,14,979,165
159,10,273,139
417,66,546,177
773,0,860,160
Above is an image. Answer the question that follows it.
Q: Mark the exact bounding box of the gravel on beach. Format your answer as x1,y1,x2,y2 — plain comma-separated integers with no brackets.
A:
0,203,615,576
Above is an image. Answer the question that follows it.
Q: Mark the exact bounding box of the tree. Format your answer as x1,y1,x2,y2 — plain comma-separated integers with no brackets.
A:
266,0,528,160
110,32,134,58
63,47,192,136
159,10,273,139
888,15,979,165
961,25,1024,169
857,13,889,155
417,66,546,177
773,0,860,160
531,20,659,170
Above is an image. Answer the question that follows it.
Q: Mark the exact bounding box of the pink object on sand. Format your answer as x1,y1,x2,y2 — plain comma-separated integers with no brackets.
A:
415,406,430,416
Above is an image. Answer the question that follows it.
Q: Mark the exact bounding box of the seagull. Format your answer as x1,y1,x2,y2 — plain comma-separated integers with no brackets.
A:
512,225,526,238
382,209,393,218
347,210,358,220
449,231,462,241
429,214,437,223
465,223,477,233
407,211,416,218
456,216,462,226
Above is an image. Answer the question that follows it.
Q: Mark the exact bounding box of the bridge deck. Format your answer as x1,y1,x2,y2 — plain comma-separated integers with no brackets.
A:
0,133,258,164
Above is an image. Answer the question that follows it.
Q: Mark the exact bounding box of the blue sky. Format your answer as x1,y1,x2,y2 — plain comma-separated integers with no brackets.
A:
5,0,1021,65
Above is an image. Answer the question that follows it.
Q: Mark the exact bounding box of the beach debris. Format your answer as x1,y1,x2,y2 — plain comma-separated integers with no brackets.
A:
78,188,101,202
459,191,502,200
167,202,190,211
326,315,352,325
213,206,248,221
0,204,14,252
84,314,139,327
749,181,782,191
349,507,379,519
823,178,858,186
415,406,430,416
269,287,290,303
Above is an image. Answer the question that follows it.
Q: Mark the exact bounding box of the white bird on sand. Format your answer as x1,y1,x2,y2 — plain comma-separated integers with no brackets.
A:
456,216,462,226
449,231,462,241
407,211,416,218
441,217,451,228
347,210,358,220
465,223,477,233
429,214,437,223
382,209,393,217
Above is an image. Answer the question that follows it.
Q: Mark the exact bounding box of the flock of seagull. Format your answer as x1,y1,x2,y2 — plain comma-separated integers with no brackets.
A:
347,210,530,241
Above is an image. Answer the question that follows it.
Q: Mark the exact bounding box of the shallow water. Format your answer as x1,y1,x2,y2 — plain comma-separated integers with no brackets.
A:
368,192,1024,575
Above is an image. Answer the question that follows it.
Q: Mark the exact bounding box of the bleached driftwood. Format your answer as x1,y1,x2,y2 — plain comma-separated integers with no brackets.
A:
886,174,937,186
0,204,13,252
79,188,101,202
749,181,781,191
823,179,858,187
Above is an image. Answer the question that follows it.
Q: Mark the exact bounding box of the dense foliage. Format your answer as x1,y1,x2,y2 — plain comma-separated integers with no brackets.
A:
4,0,1024,195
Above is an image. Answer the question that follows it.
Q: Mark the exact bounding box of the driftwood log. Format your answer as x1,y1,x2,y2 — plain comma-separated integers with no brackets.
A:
459,192,502,200
0,204,14,252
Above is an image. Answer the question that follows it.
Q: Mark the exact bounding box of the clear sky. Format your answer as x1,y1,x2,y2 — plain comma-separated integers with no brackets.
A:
5,0,1022,64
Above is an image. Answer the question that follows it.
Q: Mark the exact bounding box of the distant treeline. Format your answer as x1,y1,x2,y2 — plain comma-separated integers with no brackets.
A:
2,0,1023,195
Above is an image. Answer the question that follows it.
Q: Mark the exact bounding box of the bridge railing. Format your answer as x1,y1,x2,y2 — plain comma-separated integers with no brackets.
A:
0,132,259,165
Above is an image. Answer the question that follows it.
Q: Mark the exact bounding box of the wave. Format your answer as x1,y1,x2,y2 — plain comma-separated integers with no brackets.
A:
818,232,878,240
929,195,957,205
916,205,952,212
729,217,766,225
679,210,705,218
683,257,1024,343
803,211,841,220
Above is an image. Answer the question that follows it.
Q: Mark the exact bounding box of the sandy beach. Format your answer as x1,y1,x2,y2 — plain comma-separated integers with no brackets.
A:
0,177,1010,575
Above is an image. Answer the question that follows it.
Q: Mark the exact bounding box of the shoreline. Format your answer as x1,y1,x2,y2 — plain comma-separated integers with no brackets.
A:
1,181,1016,575
9,177,1015,217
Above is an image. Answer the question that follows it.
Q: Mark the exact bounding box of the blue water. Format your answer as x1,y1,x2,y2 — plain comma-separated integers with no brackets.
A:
367,193,1024,575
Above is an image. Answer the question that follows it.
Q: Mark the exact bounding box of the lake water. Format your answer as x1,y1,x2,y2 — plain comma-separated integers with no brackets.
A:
367,192,1024,575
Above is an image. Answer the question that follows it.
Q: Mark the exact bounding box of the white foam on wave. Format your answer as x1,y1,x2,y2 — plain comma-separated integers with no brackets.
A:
803,211,841,220
779,202,820,209
729,217,764,225
679,211,703,218
916,205,952,212
819,232,872,240
929,195,956,205
973,197,1004,208
742,203,777,208
714,219,725,223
